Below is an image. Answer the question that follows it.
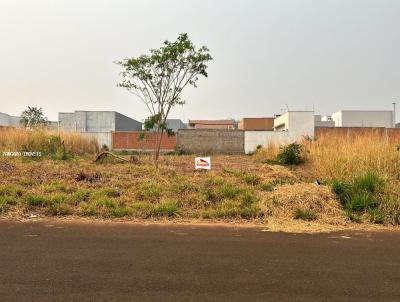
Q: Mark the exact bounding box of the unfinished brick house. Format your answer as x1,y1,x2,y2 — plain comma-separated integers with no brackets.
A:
188,119,235,129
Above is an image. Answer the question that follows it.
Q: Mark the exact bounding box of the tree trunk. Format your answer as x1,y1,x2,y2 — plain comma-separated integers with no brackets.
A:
153,127,160,166
155,128,165,161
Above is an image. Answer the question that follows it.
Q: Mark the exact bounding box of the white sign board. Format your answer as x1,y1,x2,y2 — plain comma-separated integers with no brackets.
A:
195,157,211,170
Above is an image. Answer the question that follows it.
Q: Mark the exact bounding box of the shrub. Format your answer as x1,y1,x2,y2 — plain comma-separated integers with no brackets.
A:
347,192,378,212
331,171,387,223
277,143,304,165
294,208,317,221
353,171,386,195
331,180,351,206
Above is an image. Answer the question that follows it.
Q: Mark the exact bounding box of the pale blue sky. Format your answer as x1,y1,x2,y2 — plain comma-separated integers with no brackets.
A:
0,0,399,122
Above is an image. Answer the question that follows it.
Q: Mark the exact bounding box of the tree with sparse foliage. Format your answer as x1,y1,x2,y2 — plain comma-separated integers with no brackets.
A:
20,106,48,128
116,33,212,165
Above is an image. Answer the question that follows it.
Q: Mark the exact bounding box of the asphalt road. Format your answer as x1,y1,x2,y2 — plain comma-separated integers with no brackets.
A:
0,220,399,302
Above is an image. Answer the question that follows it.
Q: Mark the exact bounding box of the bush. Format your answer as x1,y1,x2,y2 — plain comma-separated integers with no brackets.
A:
353,171,386,194
294,208,317,221
277,143,304,165
347,192,378,212
332,171,387,223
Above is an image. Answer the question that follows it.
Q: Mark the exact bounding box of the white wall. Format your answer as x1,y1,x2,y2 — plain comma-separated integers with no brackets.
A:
273,113,289,131
246,111,315,154
245,131,300,154
332,111,394,128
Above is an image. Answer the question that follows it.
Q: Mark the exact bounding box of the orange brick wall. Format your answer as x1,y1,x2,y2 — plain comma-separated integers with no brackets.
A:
315,127,400,143
112,132,177,151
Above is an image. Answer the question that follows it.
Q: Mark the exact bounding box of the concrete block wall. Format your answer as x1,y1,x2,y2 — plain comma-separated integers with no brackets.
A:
58,113,76,131
112,132,176,151
177,129,244,154
85,111,116,132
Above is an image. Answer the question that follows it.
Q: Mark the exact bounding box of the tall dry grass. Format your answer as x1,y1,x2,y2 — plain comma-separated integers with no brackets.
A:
256,133,400,182
257,134,400,224
303,133,400,182
0,127,98,155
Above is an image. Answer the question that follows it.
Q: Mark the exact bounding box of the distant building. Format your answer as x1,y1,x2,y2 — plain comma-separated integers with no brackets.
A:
144,118,187,132
0,112,21,127
331,110,394,128
314,115,335,128
0,112,58,129
188,119,235,130
59,111,142,132
59,111,142,148
273,111,315,137
238,118,274,131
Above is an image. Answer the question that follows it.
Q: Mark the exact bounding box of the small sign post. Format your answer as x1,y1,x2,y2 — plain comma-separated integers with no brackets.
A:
195,157,211,170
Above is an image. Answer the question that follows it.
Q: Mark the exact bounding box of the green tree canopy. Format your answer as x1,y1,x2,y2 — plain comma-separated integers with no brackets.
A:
20,106,48,128
116,33,212,164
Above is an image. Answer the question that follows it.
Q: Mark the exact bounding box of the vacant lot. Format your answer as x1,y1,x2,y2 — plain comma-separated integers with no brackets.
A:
0,128,399,232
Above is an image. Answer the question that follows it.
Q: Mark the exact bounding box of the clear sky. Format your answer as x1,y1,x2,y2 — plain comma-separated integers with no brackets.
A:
0,0,399,122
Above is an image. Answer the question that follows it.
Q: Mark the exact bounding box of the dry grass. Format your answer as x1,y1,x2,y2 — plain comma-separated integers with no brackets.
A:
1,129,400,230
260,183,346,225
0,153,352,232
256,133,400,225
0,127,99,155
303,133,400,182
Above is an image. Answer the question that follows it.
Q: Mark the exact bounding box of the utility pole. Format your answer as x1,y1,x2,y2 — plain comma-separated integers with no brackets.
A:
393,102,397,128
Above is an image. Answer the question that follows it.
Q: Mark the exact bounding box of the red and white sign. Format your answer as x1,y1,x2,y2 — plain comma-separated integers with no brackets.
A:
195,157,211,170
